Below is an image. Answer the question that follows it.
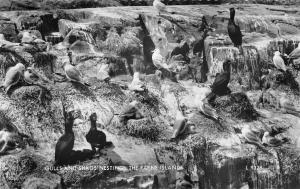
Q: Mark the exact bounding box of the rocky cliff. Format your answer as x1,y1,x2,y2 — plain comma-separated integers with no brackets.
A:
0,3,300,189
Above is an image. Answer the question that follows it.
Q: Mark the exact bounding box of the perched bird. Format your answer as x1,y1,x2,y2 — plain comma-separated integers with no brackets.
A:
24,67,47,85
20,31,37,44
85,113,113,153
63,61,90,86
199,99,220,121
0,130,22,155
98,62,110,82
153,0,166,15
288,43,300,63
273,51,287,72
55,107,77,166
152,48,171,71
227,8,242,50
206,60,231,103
171,108,188,140
119,101,144,125
1,63,25,94
128,72,146,92
262,131,289,147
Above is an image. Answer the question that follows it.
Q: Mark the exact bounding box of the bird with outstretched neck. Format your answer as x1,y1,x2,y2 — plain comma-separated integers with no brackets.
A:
206,60,231,104
86,112,113,154
54,105,77,166
228,8,243,53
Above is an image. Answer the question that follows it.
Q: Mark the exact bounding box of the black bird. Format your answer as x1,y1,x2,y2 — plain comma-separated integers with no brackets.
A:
55,106,77,166
206,60,231,103
228,8,242,50
86,112,113,153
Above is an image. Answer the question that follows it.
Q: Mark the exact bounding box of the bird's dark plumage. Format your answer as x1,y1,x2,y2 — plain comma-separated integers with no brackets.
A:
55,108,76,166
228,8,242,47
211,60,231,94
86,112,112,153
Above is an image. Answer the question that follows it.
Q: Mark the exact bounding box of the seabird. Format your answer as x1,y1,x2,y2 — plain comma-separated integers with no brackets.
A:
98,61,110,82
55,107,78,166
288,43,300,63
227,8,242,50
273,51,287,72
1,63,25,94
63,61,90,86
206,60,231,103
85,112,113,153
262,131,289,147
0,130,21,155
119,100,144,125
20,31,37,44
128,72,146,92
153,0,166,15
24,67,48,85
199,99,220,121
152,48,170,71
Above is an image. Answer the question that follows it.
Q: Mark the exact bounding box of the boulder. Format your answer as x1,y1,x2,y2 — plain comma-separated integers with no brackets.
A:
0,20,18,42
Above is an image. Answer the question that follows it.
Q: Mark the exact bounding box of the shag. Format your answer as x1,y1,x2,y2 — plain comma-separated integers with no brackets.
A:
86,112,112,153
55,106,77,166
227,8,242,48
206,60,231,103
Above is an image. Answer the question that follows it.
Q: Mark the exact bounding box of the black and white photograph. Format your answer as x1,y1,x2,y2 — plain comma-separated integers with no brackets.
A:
0,0,300,188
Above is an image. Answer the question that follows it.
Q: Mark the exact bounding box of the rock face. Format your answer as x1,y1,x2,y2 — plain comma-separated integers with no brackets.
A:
0,3,300,189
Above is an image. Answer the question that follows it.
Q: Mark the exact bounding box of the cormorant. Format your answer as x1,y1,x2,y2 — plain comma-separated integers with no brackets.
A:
228,8,242,49
206,60,231,103
85,112,112,153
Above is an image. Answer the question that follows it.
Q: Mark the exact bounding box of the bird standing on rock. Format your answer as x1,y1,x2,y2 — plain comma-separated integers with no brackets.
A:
55,107,78,166
262,131,289,147
63,61,90,86
1,63,25,94
128,72,146,92
206,60,231,104
227,8,243,52
153,0,166,15
273,51,287,72
85,113,113,153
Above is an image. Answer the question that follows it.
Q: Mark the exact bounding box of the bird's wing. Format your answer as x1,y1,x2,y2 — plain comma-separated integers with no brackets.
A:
65,66,81,82
3,70,22,88
211,73,228,89
289,48,300,59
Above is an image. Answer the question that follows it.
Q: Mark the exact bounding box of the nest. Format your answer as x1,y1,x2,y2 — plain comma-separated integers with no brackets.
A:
99,27,141,57
125,118,161,141
214,92,258,121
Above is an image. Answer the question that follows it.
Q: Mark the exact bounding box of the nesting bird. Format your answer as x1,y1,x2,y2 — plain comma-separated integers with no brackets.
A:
206,60,231,103
227,8,242,50
85,113,112,153
98,60,111,82
55,108,78,166
63,61,90,86
152,48,170,71
119,100,144,125
24,67,47,85
1,63,25,94
0,130,22,155
262,131,289,147
153,0,166,15
199,99,220,121
128,72,146,92
273,51,287,72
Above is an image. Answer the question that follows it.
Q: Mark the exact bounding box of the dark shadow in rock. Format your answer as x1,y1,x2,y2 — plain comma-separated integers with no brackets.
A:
101,147,130,166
